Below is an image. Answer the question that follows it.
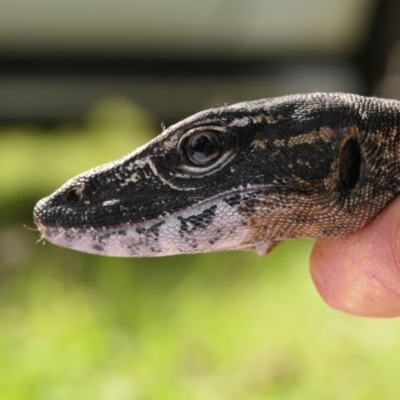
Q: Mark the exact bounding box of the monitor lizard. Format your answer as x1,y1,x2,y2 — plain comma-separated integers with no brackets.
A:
33,92,400,257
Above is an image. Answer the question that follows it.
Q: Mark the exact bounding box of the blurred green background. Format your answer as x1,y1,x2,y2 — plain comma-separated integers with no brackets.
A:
2,1,400,399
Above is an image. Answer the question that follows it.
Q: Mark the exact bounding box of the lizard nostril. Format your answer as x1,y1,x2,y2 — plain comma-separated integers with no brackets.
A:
66,187,83,203
338,138,361,191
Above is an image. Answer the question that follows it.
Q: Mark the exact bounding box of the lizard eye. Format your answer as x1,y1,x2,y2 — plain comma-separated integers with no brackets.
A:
186,131,223,165
175,126,235,176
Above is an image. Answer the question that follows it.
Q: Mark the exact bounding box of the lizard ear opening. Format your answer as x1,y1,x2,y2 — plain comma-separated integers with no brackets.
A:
338,138,361,191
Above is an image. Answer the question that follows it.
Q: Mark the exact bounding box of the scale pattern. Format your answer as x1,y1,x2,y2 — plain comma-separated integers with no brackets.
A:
34,93,400,257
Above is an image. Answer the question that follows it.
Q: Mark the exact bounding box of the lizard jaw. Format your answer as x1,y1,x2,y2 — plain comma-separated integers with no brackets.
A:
35,195,274,257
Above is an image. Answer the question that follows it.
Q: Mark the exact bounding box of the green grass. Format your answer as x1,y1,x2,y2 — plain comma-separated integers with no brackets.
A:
1,97,400,399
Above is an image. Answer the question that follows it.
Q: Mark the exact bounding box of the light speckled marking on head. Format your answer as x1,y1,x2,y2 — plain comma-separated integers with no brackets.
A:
252,139,267,150
274,139,286,147
287,127,337,147
265,114,283,124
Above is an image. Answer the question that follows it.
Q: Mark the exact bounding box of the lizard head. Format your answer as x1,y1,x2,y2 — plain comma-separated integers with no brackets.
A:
33,93,398,257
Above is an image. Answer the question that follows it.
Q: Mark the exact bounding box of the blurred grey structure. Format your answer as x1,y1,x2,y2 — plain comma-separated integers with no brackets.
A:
0,0,397,124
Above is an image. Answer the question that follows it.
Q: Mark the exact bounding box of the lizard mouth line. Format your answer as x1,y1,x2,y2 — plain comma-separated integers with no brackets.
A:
40,182,282,235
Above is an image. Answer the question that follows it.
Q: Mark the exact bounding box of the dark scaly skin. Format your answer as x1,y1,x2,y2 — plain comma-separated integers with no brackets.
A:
33,93,400,257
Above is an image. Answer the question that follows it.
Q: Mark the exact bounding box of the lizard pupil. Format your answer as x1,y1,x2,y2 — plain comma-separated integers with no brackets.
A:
186,131,222,165
339,138,361,191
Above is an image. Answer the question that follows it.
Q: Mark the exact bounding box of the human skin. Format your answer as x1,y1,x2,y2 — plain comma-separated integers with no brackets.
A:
311,196,400,317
